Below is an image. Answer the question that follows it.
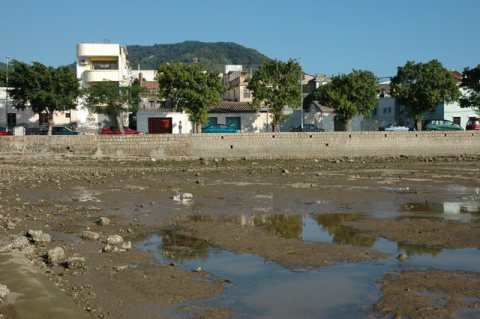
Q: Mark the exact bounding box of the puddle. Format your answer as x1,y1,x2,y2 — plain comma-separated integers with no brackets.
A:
72,186,101,202
137,213,480,318
404,201,480,222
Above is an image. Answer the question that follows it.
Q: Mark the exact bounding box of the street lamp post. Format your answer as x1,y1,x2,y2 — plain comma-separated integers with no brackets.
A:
5,55,10,130
294,57,304,129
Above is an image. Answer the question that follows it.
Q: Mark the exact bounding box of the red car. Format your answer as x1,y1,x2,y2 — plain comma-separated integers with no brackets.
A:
100,127,142,135
0,131,13,136
466,117,480,130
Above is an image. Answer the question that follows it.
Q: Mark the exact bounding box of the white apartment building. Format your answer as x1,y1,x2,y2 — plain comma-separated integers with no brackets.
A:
76,43,132,129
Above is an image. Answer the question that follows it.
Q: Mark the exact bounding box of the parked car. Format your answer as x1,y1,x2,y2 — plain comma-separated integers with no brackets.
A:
466,117,480,130
40,126,82,135
202,124,240,133
100,127,142,135
378,123,410,131
422,119,463,131
291,124,325,132
0,131,13,136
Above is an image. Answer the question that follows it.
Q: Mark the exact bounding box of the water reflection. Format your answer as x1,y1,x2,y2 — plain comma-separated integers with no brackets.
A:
253,215,303,239
403,201,480,222
313,213,376,247
159,230,211,262
398,243,443,256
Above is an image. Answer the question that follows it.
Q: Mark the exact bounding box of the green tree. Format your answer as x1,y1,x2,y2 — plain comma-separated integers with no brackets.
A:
0,69,5,87
247,59,302,132
390,60,461,130
314,70,377,131
8,61,80,135
84,81,141,134
157,63,225,132
461,65,480,114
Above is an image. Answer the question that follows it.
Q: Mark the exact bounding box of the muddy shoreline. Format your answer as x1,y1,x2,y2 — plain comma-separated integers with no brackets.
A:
0,155,479,318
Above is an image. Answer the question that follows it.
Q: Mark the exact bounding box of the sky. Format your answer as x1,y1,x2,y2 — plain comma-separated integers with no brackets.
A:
0,0,479,77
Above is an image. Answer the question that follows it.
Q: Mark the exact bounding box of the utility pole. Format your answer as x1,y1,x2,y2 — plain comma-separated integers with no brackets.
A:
5,55,10,130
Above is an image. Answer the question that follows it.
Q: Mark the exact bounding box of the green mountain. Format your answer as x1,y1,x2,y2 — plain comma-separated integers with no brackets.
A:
127,41,270,72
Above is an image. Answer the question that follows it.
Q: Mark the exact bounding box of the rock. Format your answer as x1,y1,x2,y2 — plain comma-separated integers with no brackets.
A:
172,193,193,202
97,217,110,226
397,254,408,261
192,266,202,272
106,235,124,245
6,221,16,230
67,257,86,269
102,244,119,253
114,265,129,271
81,231,100,241
121,241,132,250
47,247,66,265
0,284,10,303
10,236,30,250
27,230,51,244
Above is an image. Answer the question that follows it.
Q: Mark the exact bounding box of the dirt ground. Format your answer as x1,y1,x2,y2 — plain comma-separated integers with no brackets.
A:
0,155,479,318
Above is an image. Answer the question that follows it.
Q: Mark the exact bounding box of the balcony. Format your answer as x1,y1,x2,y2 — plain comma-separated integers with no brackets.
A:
83,70,120,83
77,43,121,58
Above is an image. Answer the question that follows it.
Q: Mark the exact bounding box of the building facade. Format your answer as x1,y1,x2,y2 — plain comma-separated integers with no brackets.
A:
76,43,132,130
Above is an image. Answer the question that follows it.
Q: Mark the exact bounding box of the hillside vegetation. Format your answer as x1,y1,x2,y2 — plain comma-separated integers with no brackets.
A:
127,41,270,72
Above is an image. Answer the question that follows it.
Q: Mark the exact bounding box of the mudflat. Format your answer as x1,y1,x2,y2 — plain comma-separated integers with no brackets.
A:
0,155,479,318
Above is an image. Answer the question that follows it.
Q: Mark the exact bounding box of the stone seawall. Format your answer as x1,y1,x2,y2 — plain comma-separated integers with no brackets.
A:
0,131,479,159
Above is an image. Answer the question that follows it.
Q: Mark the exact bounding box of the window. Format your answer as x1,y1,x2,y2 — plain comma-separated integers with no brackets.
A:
7,113,16,127
453,117,461,126
92,60,118,70
39,113,49,127
226,117,241,130
207,117,218,126
243,88,251,99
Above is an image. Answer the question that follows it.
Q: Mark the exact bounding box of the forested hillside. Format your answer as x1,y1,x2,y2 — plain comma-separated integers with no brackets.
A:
127,41,270,72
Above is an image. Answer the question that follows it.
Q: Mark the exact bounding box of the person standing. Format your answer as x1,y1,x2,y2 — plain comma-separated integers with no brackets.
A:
178,121,182,134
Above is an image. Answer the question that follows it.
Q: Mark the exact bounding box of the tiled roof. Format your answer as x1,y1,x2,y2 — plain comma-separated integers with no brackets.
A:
449,70,463,82
312,101,335,113
209,102,256,113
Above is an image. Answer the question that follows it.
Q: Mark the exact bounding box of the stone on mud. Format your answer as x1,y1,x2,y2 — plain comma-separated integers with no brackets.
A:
102,244,119,253
97,217,110,226
11,235,30,250
81,230,100,241
47,247,66,265
67,257,86,269
27,230,51,244
0,284,10,303
106,235,124,245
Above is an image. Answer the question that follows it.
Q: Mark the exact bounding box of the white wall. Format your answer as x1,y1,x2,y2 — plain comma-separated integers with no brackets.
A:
376,97,396,121
208,112,272,132
137,111,192,134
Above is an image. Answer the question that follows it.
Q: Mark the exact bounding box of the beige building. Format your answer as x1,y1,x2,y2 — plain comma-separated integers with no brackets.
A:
222,65,253,103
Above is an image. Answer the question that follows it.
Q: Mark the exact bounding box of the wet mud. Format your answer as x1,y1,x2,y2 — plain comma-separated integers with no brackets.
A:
0,155,479,318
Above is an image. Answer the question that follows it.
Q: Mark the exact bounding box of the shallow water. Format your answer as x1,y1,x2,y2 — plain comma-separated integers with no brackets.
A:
137,213,480,318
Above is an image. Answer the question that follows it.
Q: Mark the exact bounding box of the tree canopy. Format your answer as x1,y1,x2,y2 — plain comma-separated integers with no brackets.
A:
461,65,480,113
390,60,461,129
8,61,80,135
313,70,377,131
157,62,225,132
247,59,302,132
83,81,141,134
128,41,270,72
